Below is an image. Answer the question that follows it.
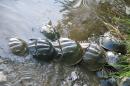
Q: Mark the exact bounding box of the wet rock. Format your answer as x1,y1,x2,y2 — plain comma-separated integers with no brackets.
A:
96,69,109,79
40,22,60,41
0,64,8,71
105,51,120,65
0,71,7,82
119,77,130,86
100,78,118,86
126,6,130,15
70,71,79,81
0,59,4,64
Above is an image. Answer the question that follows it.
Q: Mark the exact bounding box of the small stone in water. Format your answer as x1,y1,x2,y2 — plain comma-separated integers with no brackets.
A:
71,71,78,81
0,71,7,82
0,59,4,64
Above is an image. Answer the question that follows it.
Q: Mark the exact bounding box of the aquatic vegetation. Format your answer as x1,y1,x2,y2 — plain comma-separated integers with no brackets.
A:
41,21,60,41
112,17,130,34
107,18,130,78
55,0,127,41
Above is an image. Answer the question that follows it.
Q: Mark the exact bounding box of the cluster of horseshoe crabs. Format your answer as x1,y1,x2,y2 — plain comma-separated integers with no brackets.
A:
8,24,127,73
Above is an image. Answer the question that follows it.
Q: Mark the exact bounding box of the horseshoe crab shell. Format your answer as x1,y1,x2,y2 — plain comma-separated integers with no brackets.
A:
28,39,58,61
53,38,83,66
9,37,28,56
99,32,127,54
82,43,106,71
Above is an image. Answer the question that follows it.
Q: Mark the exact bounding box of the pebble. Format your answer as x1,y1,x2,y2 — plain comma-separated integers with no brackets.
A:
0,71,7,82
71,71,78,81
0,59,4,64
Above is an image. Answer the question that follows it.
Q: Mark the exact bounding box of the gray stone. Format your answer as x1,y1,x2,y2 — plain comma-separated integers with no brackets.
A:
0,59,4,64
119,77,130,86
0,71,7,82
100,78,118,86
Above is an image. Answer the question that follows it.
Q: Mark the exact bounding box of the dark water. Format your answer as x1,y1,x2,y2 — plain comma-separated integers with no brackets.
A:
0,0,101,86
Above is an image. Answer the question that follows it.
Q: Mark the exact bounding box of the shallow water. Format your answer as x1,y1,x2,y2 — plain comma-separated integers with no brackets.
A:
0,0,62,60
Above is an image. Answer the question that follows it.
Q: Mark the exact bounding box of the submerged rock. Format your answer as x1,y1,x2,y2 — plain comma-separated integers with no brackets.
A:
105,51,120,65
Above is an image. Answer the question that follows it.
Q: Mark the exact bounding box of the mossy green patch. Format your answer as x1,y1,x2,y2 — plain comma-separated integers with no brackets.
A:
108,18,130,77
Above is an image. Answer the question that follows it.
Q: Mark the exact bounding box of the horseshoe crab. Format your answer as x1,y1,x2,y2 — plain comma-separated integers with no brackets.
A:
53,38,83,66
28,38,58,61
82,43,106,71
99,32,127,55
9,37,28,56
